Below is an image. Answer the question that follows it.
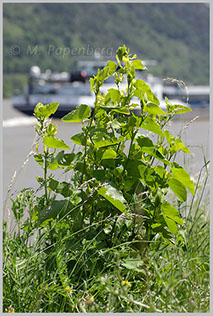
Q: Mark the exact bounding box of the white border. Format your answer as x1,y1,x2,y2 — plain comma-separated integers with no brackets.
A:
1,1,211,315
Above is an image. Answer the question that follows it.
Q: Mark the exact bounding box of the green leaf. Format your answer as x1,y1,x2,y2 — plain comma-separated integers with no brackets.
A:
46,123,58,137
134,79,148,89
144,102,167,115
55,151,75,166
129,103,139,110
34,102,59,118
101,94,117,109
111,107,130,115
174,104,192,114
144,90,160,105
141,118,163,136
108,61,117,73
71,133,86,146
98,183,127,213
161,202,184,234
138,165,158,188
161,202,184,225
107,88,120,102
122,259,145,273
111,118,122,129
125,159,145,178
136,136,154,148
102,149,117,160
92,169,106,181
168,178,187,202
134,79,160,105
38,200,74,223
172,138,191,153
131,59,144,70
34,154,43,167
99,66,111,81
101,158,116,169
117,45,127,61
142,147,170,165
133,90,143,99
48,152,75,170
128,115,137,127
154,166,166,178
94,136,124,149
48,179,72,198
61,104,91,122
90,77,95,92
163,216,178,234
75,162,85,173
171,168,195,195
43,136,70,149
151,223,162,229
165,98,191,114
123,177,137,191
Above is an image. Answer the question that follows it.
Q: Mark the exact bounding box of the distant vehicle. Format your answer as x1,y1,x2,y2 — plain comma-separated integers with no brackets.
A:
13,62,190,118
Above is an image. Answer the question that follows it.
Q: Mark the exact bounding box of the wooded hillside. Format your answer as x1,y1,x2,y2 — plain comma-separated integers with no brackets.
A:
3,3,209,96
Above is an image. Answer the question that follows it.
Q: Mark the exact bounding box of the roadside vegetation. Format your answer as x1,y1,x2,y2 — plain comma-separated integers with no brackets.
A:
3,46,210,313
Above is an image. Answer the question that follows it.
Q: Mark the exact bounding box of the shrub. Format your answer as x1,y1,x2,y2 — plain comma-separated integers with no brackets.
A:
4,46,208,313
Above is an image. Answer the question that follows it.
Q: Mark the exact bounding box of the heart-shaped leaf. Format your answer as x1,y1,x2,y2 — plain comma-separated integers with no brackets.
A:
62,104,91,122
98,183,127,213
43,136,70,150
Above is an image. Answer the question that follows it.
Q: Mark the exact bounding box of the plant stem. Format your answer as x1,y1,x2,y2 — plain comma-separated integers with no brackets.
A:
122,129,137,176
81,91,98,184
44,150,48,206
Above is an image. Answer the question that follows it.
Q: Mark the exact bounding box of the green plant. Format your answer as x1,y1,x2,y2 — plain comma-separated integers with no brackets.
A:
30,46,194,249
4,46,208,313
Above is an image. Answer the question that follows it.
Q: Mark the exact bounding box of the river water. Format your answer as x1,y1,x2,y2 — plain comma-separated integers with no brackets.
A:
3,99,210,219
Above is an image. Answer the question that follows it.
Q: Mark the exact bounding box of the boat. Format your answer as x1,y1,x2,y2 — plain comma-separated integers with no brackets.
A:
12,62,189,118
163,82,209,108
13,66,96,118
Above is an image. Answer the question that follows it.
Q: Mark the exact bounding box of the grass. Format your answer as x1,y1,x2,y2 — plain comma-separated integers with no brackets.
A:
3,160,210,313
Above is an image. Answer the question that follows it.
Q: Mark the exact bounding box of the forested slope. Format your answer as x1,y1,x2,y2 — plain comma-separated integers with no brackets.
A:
3,3,209,96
